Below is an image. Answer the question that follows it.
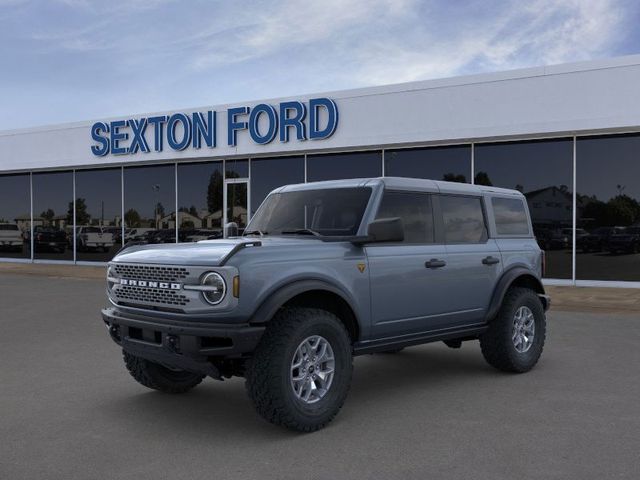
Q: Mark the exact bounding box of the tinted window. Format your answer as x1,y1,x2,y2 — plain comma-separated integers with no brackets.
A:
226,159,248,178
376,191,434,243
247,188,371,237
492,197,530,235
32,171,73,260
576,134,640,282
250,156,305,214
441,195,487,244
123,165,176,245
0,174,30,259
385,145,471,182
475,139,573,279
307,151,382,182
75,168,122,262
177,162,223,242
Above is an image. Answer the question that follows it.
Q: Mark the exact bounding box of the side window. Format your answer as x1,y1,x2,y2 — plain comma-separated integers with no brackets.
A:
440,195,487,244
375,191,434,243
492,197,530,235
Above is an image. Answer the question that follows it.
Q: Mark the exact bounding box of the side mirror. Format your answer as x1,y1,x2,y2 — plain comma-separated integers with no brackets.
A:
363,217,404,243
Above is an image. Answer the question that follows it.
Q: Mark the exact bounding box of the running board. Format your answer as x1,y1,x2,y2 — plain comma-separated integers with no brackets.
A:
353,323,488,355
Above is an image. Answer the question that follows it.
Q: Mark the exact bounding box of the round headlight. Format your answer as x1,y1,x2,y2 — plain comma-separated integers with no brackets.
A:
201,272,226,305
107,265,115,292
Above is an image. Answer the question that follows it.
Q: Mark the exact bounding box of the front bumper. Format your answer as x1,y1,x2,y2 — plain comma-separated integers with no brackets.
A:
102,307,265,376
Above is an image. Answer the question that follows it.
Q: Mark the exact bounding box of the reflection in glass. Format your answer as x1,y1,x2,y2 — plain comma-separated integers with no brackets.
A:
123,165,176,246
307,151,381,182
475,139,573,279
226,182,248,233
0,174,31,259
385,145,471,182
576,134,640,281
250,156,305,214
376,191,434,243
441,195,487,244
226,159,248,179
177,162,223,242
32,171,74,260
75,168,122,262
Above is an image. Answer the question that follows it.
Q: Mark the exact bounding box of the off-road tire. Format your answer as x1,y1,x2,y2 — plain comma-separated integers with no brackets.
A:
123,351,205,393
479,287,546,373
245,307,353,432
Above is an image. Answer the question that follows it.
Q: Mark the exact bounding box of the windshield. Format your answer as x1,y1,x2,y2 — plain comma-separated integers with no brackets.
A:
246,187,372,237
0,224,19,231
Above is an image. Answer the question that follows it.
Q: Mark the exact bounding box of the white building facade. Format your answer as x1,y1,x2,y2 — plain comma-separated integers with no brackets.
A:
1,55,640,287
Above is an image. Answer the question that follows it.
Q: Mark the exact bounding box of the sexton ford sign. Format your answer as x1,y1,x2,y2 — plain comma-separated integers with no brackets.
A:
90,97,338,156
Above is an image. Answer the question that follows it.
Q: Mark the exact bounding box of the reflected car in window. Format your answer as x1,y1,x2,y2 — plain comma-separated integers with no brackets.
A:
32,226,67,252
577,226,625,253
0,223,24,251
76,226,115,252
608,227,640,254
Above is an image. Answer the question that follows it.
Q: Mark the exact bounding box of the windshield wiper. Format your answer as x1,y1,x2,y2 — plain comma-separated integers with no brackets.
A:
281,228,322,237
244,229,267,237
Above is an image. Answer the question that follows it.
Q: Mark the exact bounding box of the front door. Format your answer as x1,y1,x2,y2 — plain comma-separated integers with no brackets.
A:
223,180,249,237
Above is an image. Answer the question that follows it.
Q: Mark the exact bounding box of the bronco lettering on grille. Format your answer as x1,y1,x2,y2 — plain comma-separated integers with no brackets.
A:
119,279,182,290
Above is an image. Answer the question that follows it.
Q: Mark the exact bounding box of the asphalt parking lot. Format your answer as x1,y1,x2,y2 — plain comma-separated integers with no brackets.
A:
1,273,639,480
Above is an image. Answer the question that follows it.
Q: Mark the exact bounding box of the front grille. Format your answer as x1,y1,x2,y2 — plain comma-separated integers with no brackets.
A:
113,264,189,282
114,285,189,307
111,263,193,309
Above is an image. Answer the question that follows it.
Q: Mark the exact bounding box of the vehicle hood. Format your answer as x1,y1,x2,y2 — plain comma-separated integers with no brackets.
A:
112,236,327,266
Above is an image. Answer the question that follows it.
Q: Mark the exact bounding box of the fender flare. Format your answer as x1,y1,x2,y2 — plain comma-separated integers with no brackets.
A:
248,279,361,328
485,267,546,322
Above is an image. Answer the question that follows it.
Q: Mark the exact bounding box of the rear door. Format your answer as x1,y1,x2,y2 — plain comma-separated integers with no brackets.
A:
439,194,502,324
366,190,453,338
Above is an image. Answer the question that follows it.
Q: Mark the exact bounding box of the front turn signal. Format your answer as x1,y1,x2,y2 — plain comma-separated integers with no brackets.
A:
233,275,240,298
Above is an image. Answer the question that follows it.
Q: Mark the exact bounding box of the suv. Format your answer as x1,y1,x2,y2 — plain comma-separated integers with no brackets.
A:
102,178,550,432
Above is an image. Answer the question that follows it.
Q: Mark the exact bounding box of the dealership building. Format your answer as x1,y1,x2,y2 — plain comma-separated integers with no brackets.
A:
1,55,640,287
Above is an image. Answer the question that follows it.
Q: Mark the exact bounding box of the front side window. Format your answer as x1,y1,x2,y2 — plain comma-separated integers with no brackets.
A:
492,197,530,235
246,187,372,237
441,195,487,244
375,191,434,243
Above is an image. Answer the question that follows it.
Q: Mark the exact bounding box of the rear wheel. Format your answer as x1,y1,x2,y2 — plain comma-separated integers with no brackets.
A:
479,287,546,373
123,351,204,393
245,307,353,432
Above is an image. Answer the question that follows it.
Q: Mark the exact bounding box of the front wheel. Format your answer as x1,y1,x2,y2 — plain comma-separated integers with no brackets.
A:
245,307,353,432
123,351,204,393
479,287,546,373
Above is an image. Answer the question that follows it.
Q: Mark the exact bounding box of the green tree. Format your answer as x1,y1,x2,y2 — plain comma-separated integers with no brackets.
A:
474,172,493,186
67,198,91,226
442,173,467,183
207,170,223,214
124,209,141,228
40,209,55,225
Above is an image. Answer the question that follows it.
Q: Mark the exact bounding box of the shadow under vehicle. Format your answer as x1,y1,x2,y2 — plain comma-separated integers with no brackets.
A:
0,223,24,252
577,226,625,253
608,226,640,254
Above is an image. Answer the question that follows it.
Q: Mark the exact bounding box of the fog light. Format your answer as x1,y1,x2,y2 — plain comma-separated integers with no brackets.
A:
201,272,226,305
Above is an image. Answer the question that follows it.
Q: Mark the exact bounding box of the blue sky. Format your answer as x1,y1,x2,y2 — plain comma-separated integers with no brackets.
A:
0,0,639,130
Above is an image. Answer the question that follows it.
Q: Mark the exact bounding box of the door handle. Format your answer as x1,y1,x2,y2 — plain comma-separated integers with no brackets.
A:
482,256,500,266
425,259,446,269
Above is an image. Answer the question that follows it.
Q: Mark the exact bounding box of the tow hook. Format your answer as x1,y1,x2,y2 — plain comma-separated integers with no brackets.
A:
107,324,121,342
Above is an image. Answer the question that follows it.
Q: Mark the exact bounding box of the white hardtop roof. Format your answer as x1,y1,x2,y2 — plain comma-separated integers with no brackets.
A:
276,177,523,196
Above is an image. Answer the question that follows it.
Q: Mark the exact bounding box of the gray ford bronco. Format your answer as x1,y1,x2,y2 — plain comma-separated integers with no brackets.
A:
102,177,550,432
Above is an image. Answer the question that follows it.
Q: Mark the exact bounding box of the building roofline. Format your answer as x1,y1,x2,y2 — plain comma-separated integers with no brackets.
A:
2,54,640,137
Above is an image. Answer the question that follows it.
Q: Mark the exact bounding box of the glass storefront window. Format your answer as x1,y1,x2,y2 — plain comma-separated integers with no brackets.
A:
475,139,573,279
74,168,122,262
385,145,471,182
177,161,223,242
307,151,382,182
250,156,305,214
576,134,640,281
0,174,31,259
32,171,74,260
123,165,176,246
226,159,248,179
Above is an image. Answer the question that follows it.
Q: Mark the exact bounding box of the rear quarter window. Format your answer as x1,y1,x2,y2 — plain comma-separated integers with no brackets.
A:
492,197,530,235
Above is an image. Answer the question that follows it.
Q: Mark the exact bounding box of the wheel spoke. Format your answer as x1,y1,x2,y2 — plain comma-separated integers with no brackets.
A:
290,335,336,404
